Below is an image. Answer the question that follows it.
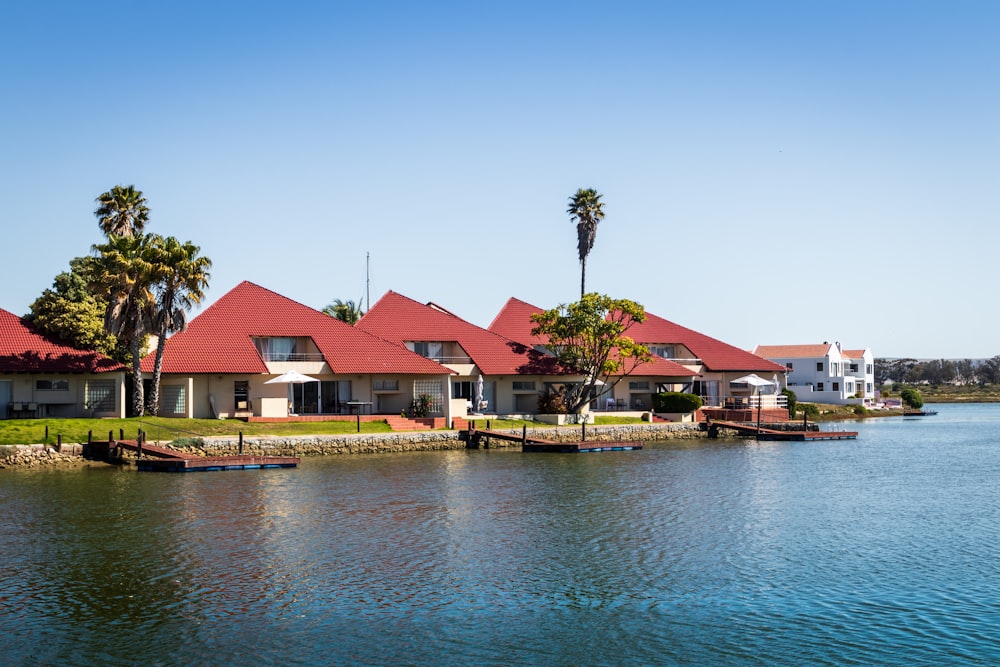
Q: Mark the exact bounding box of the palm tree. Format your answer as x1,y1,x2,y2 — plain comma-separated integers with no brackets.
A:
95,185,150,237
89,233,158,416
323,298,364,325
146,236,212,415
567,188,605,297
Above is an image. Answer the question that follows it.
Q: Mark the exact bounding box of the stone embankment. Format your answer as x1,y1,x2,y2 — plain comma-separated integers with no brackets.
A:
0,443,87,468
2,423,707,467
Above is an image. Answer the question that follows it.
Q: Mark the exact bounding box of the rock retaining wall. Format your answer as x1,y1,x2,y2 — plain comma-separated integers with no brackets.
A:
0,443,85,468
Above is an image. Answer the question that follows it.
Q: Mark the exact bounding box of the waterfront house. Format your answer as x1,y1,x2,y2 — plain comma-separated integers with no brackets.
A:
138,282,452,420
487,298,703,413
357,291,585,417
0,307,126,419
753,342,876,406
490,298,786,416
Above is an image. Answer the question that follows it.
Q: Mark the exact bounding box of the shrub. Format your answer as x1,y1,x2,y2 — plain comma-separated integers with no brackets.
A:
781,388,797,418
801,403,820,418
537,387,569,414
652,392,703,413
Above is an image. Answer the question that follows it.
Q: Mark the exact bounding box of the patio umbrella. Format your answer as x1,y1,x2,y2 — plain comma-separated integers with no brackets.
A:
732,374,774,437
475,374,484,413
265,371,320,414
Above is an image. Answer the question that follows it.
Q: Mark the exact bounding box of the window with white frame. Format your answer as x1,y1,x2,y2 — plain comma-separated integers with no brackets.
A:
648,345,675,359
162,385,187,414
86,380,115,412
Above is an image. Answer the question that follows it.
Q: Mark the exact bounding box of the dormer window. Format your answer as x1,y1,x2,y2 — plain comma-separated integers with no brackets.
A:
254,337,298,361
648,345,675,359
409,341,443,361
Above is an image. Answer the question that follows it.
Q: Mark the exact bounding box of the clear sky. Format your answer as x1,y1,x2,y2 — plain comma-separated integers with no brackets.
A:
2,1,997,359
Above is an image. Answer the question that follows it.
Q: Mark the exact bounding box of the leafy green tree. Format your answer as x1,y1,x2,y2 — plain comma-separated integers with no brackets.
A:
146,236,212,415
323,298,364,324
530,292,651,414
89,233,158,416
95,185,150,237
900,387,924,409
567,188,605,297
26,257,118,356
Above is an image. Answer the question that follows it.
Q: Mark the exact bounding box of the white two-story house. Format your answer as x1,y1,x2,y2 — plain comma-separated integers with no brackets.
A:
753,342,875,406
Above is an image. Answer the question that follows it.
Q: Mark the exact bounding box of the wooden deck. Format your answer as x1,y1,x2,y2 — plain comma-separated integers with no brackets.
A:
707,420,858,441
465,428,643,453
108,439,299,472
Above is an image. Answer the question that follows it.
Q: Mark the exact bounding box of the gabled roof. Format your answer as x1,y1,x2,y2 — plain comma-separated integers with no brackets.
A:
0,308,123,374
753,344,835,360
358,291,558,375
632,312,787,373
486,297,699,378
139,281,449,375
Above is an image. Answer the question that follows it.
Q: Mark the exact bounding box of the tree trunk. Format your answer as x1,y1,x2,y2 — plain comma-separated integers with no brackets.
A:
130,329,144,417
580,256,587,298
148,333,166,416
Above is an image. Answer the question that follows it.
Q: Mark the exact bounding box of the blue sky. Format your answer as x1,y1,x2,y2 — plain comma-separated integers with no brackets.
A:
2,1,997,359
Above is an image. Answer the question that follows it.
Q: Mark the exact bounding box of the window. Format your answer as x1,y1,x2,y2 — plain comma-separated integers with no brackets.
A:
373,379,399,392
163,385,187,414
86,380,115,412
817,382,825,392
234,380,249,408
414,379,444,413
816,362,824,371
849,364,859,373
36,379,69,391
513,381,536,391
833,382,840,391
786,362,794,370
831,363,839,375
629,381,650,390
649,345,675,359
411,341,443,360
254,337,297,361
866,364,873,374
453,381,472,399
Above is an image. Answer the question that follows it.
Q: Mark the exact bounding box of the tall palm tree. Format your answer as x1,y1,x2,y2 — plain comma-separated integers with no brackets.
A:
567,188,605,297
95,185,150,237
323,298,364,325
146,236,212,415
89,233,158,416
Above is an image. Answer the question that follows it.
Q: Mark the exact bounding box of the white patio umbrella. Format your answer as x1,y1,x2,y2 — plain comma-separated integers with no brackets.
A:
732,374,775,435
265,371,320,415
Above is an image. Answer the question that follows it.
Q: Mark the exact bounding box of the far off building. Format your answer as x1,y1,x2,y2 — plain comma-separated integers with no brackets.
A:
753,342,875,406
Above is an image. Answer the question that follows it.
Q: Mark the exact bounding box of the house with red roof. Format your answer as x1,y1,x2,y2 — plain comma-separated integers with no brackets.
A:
357,291,585,416
139,282,452,420
359,292,697,417
753,342,875,406
490,297,786,412
0,308,126,419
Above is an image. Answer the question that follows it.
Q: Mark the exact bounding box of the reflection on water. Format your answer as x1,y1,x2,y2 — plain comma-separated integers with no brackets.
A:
4,404,1000,665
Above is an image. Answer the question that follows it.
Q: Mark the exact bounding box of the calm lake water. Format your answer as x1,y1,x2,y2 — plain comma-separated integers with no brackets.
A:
4,404,1000,666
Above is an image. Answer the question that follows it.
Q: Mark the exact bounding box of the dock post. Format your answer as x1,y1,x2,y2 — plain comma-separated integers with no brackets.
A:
581,421,586,442
357,413,361,433
45,425,49,441
120,428,124,440
522,424,527,446
88,430,92,445
57,434,62,448
239,431,244,454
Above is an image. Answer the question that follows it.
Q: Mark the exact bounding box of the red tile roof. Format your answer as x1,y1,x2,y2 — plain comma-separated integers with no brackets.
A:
357,291,560,376
632,312,787,373
490,298,784,375
140,281,449,375
0,308,123,373
486,297,697,378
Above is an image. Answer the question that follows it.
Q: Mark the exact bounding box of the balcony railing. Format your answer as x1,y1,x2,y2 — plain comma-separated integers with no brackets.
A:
260,352,326,362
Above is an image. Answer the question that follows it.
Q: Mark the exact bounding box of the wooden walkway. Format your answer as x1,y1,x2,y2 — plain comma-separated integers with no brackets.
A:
109,439,299,472
465,428,643,453
707,420,858,441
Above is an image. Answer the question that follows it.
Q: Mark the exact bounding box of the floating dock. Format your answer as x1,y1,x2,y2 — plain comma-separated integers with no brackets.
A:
465,427,642,453
102,439,299,472
707,420,857,441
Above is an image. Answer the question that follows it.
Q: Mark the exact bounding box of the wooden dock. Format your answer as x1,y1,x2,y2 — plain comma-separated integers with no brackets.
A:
465,427,642,453
106,439,299,472
707,420,857,441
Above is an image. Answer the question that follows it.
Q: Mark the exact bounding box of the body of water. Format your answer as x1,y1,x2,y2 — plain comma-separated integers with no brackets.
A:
3,403,1000,665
